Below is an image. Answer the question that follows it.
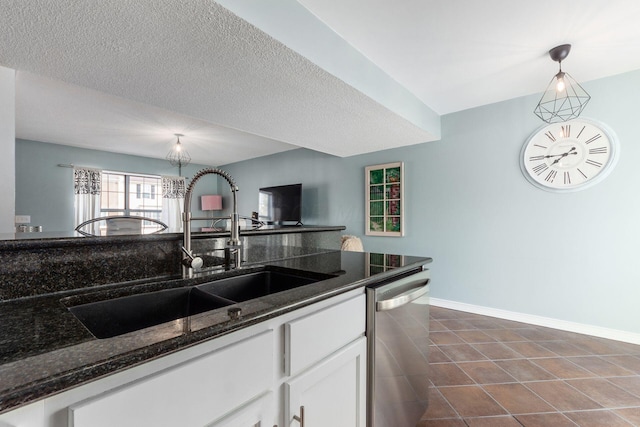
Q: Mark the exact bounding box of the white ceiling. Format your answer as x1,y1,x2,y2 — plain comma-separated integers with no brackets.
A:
3,1,640,166
294,0,640,114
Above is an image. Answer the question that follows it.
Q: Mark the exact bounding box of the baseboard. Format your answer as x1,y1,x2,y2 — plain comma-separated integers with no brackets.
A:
430,298,640,345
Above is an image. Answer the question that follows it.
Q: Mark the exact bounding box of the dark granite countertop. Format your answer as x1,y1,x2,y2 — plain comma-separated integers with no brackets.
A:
0,225,345,249
0,250,431,414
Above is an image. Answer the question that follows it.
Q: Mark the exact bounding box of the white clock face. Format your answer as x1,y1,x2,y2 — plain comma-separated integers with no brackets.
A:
520,119,619,192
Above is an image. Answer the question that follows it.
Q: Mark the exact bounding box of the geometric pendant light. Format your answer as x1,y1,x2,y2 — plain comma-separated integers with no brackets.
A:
534,44,591,123
166,133,192,176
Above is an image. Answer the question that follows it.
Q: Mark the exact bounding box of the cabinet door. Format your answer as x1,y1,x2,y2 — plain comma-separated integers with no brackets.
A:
0,401,45,427
206,392,275,427
285,294,365,377
69,330,274,427
285,337,366,427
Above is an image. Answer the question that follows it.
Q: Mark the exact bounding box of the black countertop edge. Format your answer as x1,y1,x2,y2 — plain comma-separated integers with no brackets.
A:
0,226,346,250
0,279,366,412
0,252,431,414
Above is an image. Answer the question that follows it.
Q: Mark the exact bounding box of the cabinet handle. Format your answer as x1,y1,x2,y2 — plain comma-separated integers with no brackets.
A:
293,405,305,427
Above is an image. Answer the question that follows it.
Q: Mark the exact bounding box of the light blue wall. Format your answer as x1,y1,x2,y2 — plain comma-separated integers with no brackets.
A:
15,139,219,232
222,68,640,335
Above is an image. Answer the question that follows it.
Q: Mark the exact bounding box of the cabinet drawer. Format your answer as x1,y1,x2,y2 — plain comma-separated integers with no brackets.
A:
69,330,274,427
285,294,365,376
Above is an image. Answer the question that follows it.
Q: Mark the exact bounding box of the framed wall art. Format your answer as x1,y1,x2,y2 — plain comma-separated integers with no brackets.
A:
365,162,404,236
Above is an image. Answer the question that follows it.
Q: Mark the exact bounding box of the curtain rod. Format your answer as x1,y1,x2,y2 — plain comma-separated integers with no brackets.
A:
57,164,187,179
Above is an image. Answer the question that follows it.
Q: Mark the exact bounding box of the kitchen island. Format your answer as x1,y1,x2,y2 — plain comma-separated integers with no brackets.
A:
0,243,431,425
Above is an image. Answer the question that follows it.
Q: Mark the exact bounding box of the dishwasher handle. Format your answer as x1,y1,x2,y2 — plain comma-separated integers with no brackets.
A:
376,278,430,312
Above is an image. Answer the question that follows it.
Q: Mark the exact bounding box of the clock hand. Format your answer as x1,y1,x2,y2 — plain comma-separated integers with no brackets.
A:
551,147,577,165
545,147,577,158
549,147,578,165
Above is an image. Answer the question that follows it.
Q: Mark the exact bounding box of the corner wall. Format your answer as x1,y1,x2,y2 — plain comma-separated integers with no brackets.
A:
0,66,16,233
222,68,640,337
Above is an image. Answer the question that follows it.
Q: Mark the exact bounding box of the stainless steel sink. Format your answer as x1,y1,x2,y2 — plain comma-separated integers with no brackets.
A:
68,287,235,339
195,270,330,302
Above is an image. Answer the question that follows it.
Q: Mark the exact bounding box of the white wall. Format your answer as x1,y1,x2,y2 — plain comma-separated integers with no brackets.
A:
222,68,640,337
0,66,15,233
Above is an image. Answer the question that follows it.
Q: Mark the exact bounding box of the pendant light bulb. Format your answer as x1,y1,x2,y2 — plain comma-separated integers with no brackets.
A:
166,133,191,176
556,71,566,92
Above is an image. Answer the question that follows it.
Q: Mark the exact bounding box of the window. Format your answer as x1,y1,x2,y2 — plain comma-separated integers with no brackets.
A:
100,172,163,233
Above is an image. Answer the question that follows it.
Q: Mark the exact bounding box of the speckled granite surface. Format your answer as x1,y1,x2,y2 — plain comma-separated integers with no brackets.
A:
0,226,344,300
0,250,431,414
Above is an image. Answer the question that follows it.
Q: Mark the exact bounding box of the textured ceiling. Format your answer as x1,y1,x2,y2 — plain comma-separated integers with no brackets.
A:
1,0,438,165
15,72,296,165
3,1,640,166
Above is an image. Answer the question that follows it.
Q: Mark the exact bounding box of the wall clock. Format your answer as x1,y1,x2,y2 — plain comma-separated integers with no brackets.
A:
520,118,619,192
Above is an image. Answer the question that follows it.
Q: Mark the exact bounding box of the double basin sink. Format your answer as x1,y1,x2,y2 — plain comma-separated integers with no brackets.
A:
66,268,333,339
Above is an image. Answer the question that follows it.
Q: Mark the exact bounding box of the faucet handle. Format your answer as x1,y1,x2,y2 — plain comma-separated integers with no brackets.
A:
181,246,204,270
182,256,203,270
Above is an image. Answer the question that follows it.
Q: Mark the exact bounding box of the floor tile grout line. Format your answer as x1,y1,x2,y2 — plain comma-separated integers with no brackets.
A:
519,379,604,413
454,359,520,385
425,383,467,423
435,383,513,421
603,377,640,400
512,413,581,427
614,408,640,426
426,306,640,425
599,354,640,374
527,356,593,380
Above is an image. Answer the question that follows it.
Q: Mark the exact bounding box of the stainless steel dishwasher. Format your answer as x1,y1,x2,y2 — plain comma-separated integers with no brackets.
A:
366,267,430,427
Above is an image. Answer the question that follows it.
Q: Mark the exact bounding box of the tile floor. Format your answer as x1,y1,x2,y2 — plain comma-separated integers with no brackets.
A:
418,306,640,426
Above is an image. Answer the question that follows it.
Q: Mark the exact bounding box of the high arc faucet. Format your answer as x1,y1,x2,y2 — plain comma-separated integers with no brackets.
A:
182,168,241,276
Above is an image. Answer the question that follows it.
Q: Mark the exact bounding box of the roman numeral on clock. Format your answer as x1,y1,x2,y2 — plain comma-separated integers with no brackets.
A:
589,147,607,155
529,155,545,161
545,131,556,142
532,163,549,175
564,171,571,185
578,168,588,179
586,159,603,168
562,125,570,138
545,170,557,183
584,134,602,145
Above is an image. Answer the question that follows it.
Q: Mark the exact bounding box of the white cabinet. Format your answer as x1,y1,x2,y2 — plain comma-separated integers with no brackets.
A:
285,294,366,377
0,288,366,427
0,401,45,427
284,294,366,427
285,337,366,427
69,330,274,427
206,392,275,427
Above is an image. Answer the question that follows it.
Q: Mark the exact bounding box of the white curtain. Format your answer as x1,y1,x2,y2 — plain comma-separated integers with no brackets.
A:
162,176,185,232
74,167,102,235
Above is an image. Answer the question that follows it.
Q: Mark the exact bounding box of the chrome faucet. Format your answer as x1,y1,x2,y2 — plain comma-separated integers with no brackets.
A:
182,168,241,276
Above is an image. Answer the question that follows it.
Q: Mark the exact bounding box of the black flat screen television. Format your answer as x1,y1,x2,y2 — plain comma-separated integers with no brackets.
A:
258,183,302,225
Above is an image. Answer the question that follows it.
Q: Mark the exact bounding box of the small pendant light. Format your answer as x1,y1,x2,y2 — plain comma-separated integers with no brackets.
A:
534,44,591,123
166,133,192,176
